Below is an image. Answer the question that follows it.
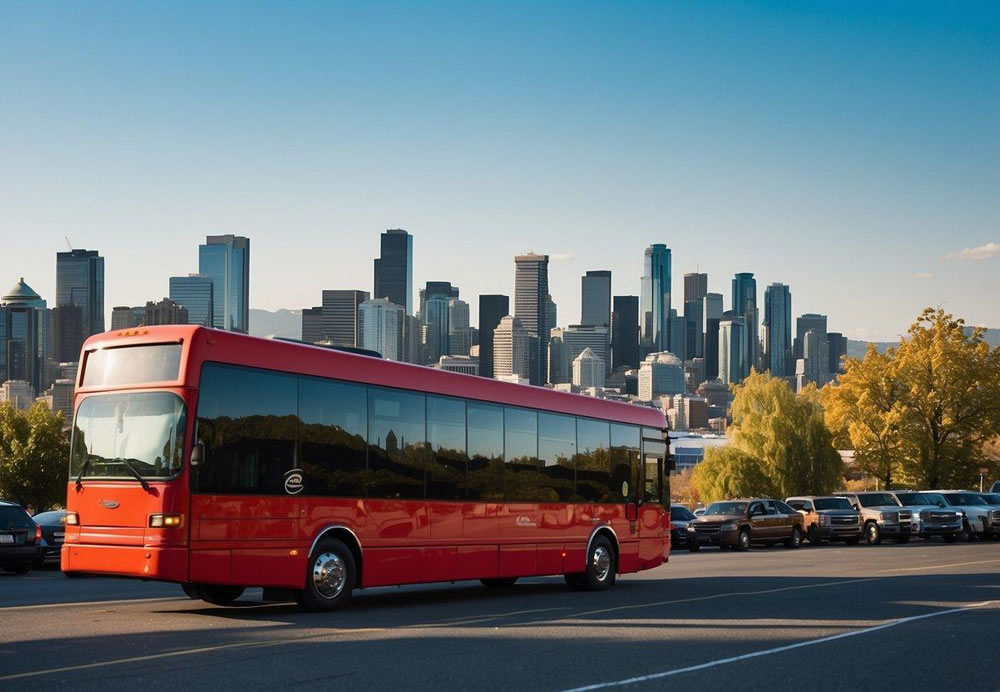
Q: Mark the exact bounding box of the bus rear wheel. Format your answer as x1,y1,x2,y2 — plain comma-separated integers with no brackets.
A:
296,538,356,612
196,584,245,605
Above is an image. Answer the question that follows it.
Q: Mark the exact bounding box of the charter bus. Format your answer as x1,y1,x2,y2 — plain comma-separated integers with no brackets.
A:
63,326,671,611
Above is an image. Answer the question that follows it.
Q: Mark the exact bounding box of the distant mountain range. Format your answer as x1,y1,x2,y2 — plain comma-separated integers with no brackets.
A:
249,309,302,339
847,328,999,358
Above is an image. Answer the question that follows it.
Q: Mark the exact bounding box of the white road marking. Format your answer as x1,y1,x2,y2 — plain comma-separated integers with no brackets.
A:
0,596,186,611
876,558,1000,573
561,600,998,691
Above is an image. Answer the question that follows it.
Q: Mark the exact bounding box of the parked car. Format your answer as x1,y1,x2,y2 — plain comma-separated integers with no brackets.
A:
31,510,67,567
991,481,999,494
670,505,696,550
887,491,962,542
0,500,41,574
977,494,1000,540
836,492,912,545
693,507,707,517
686,498,803,552
786,496,862,545
924,491,1000,541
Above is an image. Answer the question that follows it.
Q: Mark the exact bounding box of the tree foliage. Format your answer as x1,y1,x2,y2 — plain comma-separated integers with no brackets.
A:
692,371,843,503
0,401,69,513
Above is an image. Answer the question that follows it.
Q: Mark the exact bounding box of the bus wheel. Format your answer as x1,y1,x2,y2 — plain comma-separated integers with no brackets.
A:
181,583,202,599
481,577,518,588
582,535,616,591
198,585,245,605
296,538,356,612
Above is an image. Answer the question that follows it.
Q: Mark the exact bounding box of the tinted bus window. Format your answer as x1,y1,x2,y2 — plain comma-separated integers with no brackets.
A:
195,364,297,494
368,387,425,499
426,395,466,501
577,419,612,502
504,407,539,502
83,344,182,387
467,402,503,501
611,424,640,502
537,413,577,501
298,376,367,497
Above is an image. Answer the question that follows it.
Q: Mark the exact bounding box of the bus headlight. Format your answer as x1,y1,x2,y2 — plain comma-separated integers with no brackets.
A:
149,514,183,528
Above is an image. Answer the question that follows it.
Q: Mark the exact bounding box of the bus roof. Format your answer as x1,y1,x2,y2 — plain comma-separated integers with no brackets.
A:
80,325,666,429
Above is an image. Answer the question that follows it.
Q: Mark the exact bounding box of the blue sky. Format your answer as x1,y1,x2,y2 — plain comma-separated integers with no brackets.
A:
1,1,997,340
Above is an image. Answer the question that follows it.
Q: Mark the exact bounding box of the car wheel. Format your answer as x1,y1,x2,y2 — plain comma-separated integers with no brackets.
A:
735,528,751,552
864,522,882,545
958,522,973,542
784,527,801,549
944,532,959,543
807,525,820,545
687,541,701,553
198,584,245,605
295,537,357,612
481,577,518,588
579,535,616,591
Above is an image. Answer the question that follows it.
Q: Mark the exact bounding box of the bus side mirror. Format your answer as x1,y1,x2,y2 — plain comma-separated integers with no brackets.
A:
190,442,204,467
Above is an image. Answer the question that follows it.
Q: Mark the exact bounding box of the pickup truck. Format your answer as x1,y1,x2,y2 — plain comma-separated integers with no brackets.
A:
886,491,962,542
836,492,912,545
786,496,862,545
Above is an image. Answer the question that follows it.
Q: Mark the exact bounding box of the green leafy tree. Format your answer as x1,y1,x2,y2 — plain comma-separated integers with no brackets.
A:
693,371,843,503
0,401,70,512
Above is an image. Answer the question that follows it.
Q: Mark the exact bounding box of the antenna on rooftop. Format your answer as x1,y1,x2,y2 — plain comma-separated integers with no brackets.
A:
64,236,73,251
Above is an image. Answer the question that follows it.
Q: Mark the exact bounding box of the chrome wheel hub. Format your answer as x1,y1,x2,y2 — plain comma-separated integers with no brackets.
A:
592,545,612,582
312,552,347,599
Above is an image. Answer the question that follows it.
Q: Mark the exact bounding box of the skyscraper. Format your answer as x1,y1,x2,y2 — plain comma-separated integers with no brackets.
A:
198,235,250,333
0,278,48,394
359,298,404,360
551,325,610,385
794,313,828,359
640,244,671,356
424,296,450,363
493,315,530,380
762,283,792,376
478,294,509,379
684,299,704,360
143,298,188,326
301,307,324,344
514,253,550,385
702,293,723,379
719,316,748,385
611,295,639,370
373,229,413,315
169,274,214,328
683,272,708,304
827,332,848,374
581,270,611,328
320,289,369,346
448,298,471,357
732,272,758,372
419,281,458,322
55,249,104,360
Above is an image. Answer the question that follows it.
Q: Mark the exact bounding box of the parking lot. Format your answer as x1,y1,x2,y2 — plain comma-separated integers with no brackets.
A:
1,540,998,691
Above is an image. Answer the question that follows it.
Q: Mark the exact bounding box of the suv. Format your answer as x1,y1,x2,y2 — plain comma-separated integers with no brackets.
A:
837,492,912,545
0,500,41,574
924,491,1000,541
887,491,962,542
991,481,999,494
686,498,803,552
670,505,696,550
786,496,863,545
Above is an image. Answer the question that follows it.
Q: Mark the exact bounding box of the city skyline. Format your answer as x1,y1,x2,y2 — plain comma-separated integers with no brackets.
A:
1,2,998,340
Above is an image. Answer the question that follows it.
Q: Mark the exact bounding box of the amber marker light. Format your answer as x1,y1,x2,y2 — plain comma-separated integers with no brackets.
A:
149,514,183,528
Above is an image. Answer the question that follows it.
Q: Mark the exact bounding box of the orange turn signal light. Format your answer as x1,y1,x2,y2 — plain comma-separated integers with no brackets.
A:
149,513,183,528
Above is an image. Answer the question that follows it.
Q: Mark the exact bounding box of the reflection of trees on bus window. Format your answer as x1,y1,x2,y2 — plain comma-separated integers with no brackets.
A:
577,419,612,502
367,387,425,500
467,402,504,501
427,395,466,501
298,376,367,497
538,413,577,502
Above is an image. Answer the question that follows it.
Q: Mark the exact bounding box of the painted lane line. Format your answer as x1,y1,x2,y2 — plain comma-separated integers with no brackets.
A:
561,600,998,691
0,596,186,611
876,558,1000,573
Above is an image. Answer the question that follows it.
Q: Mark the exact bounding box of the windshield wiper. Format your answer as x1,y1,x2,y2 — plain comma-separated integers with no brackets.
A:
115,458,152,493
75,455,95,492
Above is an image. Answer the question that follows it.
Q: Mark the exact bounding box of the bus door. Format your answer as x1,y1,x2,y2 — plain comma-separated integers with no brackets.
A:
638,432,668,568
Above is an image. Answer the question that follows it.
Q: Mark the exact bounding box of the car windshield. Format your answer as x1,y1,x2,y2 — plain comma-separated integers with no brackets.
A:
942,493,987,507
705,502,747,516
671,506,695,521
893,493,932,506
922,493,946,506
814,498,853,511
0,506,34,530
70,392,187,480
976,494,1000,506
32,511,66,524
857,493,896,507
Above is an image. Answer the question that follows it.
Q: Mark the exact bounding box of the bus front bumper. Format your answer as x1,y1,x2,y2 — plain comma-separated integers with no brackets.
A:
62,543,188,582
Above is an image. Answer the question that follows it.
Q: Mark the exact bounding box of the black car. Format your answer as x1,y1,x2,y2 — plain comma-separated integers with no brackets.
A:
0,500,41,574
670,505,696,549
32,510,67,567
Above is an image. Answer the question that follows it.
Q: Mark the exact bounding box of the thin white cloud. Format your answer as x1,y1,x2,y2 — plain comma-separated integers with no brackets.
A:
549,253,574,262
943,242,1000,261
913,272,934,279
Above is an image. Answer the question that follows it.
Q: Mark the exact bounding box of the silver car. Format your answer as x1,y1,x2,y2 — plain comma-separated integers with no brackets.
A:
887,491,962,542
924,491,1000,541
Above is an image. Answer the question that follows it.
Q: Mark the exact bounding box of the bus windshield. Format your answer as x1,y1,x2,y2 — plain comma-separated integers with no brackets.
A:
71,392,187,480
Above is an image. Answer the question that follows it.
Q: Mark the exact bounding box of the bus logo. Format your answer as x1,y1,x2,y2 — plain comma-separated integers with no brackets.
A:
284,469,305,495
99,499,120,509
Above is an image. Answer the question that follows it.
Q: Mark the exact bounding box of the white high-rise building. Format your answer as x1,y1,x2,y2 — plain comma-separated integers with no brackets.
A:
572,347,605,388
493,315,530,381
637,352,684,401
359,298,404,361
0,380,35,412
719,317,748,385
448,298,472,356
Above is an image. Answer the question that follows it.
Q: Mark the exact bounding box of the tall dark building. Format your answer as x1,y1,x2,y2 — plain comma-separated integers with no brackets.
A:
301,307,324,344
581,270,611,328
55,249,104,361
732,272,758,371
794,313,828,359
827,332,847,374
320,289,369,346
640,244,671,356
683,272,708,304
419,281,459,321
514,253,550,385
762,283,792,376
373,229,413,315
478,294,510,379
611,295,639,370
199,234,250,333
702,293,723,380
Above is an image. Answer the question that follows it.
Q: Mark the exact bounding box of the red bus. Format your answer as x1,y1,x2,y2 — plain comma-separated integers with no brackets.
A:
63,326,671,611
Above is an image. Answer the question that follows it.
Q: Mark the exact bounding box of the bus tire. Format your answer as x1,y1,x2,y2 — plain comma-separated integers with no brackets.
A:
582,535,616,591
181,583,202,599
198,584,245,605
481,577,518,588
296,538,356,612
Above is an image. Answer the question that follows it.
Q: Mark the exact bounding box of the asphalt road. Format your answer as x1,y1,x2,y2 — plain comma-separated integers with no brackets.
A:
1,540,999,691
